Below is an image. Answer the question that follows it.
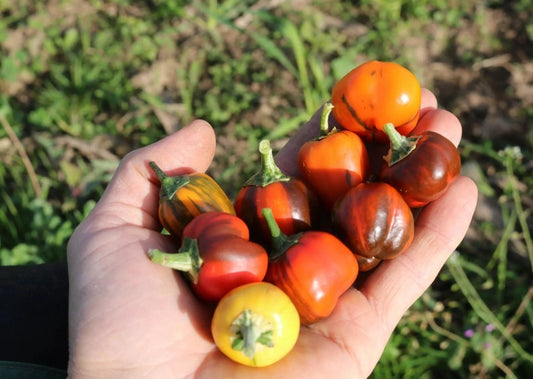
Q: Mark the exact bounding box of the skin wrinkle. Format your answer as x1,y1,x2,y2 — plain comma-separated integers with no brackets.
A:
71,223,162,266
86,199,161,234
102,173,159,220
412,181,478,260
69,229,173,333
396,249,432,291
326,298,376,376
296,333,363,379
101,154,145,201
362,288,396,340
69,229,121,276
91,305,168,360
70,262,191,378
313,289,383,378
377,250,431,317
69,360,172,379
70,239,148,311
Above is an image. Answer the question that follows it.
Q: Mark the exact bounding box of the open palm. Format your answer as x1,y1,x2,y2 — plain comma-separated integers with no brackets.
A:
67,90,477,378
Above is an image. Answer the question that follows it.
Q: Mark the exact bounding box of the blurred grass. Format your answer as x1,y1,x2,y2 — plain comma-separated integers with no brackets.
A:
1,0,532,377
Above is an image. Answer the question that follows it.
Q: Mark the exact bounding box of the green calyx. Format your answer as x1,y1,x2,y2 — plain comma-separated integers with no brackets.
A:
149,161,191,200
231,309,274,358
245,140,290,187
147,237,203,283
261,207,299,261
382,123,421,166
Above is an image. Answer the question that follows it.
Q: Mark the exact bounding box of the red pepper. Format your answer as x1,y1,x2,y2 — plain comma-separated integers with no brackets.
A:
380,123,461,208
235,140,318,248
148,212,268,302
262,208,358,325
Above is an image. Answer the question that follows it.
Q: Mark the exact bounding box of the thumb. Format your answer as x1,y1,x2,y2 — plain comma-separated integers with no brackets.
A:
93,119,217,229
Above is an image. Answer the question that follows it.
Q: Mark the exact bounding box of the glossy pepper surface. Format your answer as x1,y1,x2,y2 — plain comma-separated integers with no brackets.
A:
149,161,235,241
262,208,358,325
211,282,300,367
332,182,414,260
380,123,461,208
331,60,421,142
235,140,318,248
298,103,370,209
148,211,268,301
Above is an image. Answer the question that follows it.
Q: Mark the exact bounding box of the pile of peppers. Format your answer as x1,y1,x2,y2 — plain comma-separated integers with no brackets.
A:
147,60,461,367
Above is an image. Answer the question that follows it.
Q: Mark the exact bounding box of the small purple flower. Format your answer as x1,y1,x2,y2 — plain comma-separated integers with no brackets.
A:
484,342,491,349
464,329,475,338
485,324,495,332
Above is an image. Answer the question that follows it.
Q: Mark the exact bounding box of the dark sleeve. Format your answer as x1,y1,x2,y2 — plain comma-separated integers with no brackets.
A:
0,262,69,371
0,361,67,379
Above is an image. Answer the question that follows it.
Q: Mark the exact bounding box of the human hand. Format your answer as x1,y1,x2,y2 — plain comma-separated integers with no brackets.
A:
67,89,477,378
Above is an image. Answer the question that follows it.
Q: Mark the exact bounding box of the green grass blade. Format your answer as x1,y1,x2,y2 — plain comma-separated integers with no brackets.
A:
487,207,517,293
265,112,310,141
280,18,314,114
194,5,298,77
447,252,533,363
248,32,299,78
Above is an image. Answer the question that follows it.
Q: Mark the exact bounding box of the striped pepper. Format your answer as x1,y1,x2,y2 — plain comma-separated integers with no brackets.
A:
234,140,319,250
149,161,235,241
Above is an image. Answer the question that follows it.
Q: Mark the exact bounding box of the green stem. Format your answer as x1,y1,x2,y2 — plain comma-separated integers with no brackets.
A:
489,207,516,296
318,102,334,138
148,238,203,283
231,309,274,358
149,161,169,182
149,161,191,200
261,207,298,260
383,123,404,150
245,140,290,187
242,309,259,358
382,123,420,166
504,157,533,269
424,312,470,347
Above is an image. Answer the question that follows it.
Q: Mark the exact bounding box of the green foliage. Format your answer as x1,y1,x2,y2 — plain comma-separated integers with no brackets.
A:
0,126,103,264
201,50,259,124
